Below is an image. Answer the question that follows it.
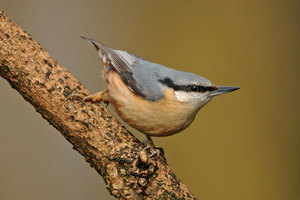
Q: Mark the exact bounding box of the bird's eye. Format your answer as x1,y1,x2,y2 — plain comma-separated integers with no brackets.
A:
190,85,199,92
189,85,206,92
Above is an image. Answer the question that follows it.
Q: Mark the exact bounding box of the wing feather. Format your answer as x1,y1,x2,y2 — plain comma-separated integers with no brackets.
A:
81,36,151,100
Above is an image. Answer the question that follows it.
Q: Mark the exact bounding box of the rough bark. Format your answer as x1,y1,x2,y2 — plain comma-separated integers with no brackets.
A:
0,11,196,200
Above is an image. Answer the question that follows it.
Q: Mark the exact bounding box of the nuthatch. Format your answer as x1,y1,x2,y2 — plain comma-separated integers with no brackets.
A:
76,36,239,154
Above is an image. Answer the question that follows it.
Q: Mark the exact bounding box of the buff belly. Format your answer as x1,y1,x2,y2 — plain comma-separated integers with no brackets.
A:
104,70,197,137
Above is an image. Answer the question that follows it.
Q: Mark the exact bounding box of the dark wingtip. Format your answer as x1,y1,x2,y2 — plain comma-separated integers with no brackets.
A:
80,35,100,51
80,35,93,42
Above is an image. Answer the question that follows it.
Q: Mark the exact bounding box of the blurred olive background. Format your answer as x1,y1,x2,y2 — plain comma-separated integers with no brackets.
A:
0,0,299,200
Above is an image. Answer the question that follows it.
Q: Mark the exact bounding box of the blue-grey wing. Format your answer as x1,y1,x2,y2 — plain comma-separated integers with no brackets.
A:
82,36,164,101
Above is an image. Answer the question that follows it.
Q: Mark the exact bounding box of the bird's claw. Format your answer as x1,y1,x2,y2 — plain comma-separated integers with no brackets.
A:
67,90,89,100
143,141,164,158
148,148,161,158
67,90,109,107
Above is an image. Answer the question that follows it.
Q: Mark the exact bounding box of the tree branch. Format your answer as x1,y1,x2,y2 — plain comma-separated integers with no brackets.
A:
0,11,196,200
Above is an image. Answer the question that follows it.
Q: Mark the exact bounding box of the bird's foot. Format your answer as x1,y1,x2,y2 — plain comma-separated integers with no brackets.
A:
143,144,161,158
143,137,165,158
68,90,109,106
67,90,88,100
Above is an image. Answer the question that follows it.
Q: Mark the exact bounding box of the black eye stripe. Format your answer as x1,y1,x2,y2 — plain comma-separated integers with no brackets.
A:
189,85,206,92
158,78,217,93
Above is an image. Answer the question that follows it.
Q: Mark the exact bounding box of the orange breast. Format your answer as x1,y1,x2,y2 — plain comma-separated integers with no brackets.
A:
104,70,197,137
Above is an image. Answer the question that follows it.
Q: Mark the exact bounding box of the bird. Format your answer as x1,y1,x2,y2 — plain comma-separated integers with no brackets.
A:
73,36,239,156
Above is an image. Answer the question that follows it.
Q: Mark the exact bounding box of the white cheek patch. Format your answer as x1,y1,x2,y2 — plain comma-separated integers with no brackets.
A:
174,91,207,103
174,91,194,102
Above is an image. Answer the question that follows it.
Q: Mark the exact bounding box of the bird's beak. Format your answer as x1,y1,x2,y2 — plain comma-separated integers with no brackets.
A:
210,86,240,97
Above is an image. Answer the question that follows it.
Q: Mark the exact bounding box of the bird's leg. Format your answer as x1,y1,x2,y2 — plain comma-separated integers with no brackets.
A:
68,90,109,105
83,90,109,103
143,135,162,158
